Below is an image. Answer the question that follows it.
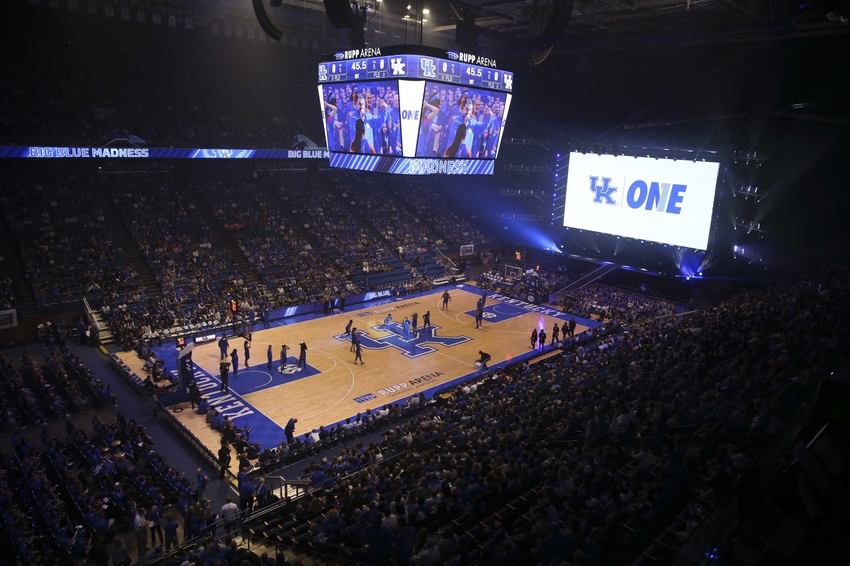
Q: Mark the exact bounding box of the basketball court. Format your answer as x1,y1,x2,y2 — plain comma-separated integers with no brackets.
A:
115,284,595,455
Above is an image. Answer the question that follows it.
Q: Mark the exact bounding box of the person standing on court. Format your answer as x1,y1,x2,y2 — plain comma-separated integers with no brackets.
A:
354,340,364,364
350,328,358,352
218,441,231,479
423,310,431,328
569,317,577,337
530,328,538,349
219,336,229,360
475,299,484,329
402,317,412,340
243,339,251,367
412,312,418,333
481,288,488,306
298,342,307,369
344,320,353,336
384,313,393,329
441,290,451,310
552,323,560,344
280,344,288,370
285,418,298,444
266,345,273,370
538,329,547,349
220,359,230,392
230,349,239,377
188,379,201,410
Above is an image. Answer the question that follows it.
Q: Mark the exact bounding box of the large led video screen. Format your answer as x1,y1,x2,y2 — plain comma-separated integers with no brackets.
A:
318,45,513,175
416,82,509,159
563,153,720,250
320,80,402,155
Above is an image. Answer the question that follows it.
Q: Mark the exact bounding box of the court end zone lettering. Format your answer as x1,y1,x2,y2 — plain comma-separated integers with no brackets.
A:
377,371,445,397
185,375,255,420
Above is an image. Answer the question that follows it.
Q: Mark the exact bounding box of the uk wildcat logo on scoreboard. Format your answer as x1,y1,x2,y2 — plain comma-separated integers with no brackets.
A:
420,58,436,78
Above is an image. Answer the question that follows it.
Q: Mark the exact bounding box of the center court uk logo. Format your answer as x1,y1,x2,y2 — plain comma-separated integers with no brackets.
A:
334,323,470,359
589,176,618,205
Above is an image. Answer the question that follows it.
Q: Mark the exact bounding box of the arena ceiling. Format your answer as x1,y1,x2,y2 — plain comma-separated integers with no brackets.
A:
129,0,850,57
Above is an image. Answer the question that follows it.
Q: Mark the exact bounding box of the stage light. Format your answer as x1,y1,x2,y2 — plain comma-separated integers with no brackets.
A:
423,8,429,13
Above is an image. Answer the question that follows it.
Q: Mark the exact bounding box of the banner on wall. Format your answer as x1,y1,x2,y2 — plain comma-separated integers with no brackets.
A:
0,309,18,330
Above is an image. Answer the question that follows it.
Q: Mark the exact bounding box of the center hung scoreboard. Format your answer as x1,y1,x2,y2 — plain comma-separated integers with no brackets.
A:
318,45,513,175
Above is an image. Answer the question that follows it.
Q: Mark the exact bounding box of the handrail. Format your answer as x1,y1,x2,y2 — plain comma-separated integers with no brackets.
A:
434,248,457,269
265,476,311,502
649,309,700,324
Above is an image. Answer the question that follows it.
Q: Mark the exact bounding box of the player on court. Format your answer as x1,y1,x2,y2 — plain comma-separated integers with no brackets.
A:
298,342,307,369
354,341,364,365
441,291,451,311
279,344,288,371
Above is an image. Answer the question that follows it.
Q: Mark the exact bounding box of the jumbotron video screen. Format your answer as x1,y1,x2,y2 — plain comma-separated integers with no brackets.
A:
318,45,513,175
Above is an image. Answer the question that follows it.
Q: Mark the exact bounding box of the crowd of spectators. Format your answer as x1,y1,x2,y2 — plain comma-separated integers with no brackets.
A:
402,185,489,250
0,167,146,307
278,171,393,280
476,266,570,304
348,177,440,258
0,272,15,309
199,168,353,306
103,175,259,347
0,337,117,432
559,282,677,322
246,264,846,566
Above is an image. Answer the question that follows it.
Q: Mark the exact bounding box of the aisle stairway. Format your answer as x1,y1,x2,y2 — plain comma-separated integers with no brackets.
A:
182,184,261,287
553,262,620,295
101,192,162,299
0,217,39,318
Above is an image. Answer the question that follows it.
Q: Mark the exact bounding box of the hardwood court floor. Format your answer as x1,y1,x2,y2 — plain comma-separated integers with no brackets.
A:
117,287,585,456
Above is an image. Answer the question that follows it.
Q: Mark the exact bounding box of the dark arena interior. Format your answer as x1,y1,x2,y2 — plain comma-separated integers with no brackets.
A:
2,1,850,566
